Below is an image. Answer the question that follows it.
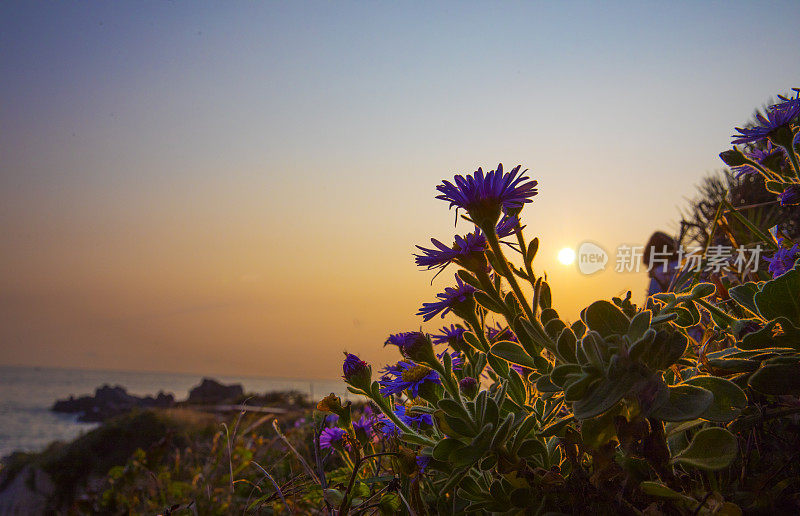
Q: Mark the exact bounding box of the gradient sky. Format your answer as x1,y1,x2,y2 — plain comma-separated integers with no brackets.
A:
1,1,799,379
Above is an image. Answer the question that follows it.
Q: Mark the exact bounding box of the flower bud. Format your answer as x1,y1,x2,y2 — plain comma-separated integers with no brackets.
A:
316,393,352,426
459,376,478,398
719,148,748,167
342,352,371,390
400,332,438,366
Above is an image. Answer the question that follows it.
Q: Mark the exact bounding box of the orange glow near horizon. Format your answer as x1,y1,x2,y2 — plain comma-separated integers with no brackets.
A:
1,2,798,380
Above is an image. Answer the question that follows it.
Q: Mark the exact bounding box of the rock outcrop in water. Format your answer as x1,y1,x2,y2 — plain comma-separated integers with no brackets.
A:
52,385,175,422
186,378,244,404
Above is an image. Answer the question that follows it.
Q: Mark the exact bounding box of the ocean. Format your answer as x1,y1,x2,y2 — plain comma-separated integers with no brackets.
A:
0,365,350,458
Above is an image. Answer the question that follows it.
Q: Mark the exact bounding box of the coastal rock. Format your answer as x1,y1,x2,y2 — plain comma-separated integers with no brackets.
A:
186,378,244,404
52,385,175,422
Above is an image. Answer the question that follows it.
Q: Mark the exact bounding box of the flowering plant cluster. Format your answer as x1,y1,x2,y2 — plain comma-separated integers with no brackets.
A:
299,89,800,514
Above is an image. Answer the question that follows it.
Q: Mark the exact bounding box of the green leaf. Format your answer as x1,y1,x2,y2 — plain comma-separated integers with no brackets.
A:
740,317,800,350
538,416,574,437
748,359,800,395
491,341,537,369
583,300,630,338
538,281,552,309
457,269,482,289
437,398,469,419
463,331,484,352
683,376,747,422
535,374,561,393
433,438,466,461
673,307,695,327
729,282,762,316
754,266,800,323
564,374,599,402
483,398,499,428
650,385,713,422
639,481,697,504
573,370,641,420
486,351,510,377
628,310,652,342
672,427,738,471
526,238,539,267
556,327,578,363
507,368,527,405
571,320,586,338
475,292,505,314
540,308,559,326
517,439,547,460
691,282,716,299
578,331,608,372
544,318,567,341
630,330,687,371
434,410,473,437
379,493,401,515
550,364,582,387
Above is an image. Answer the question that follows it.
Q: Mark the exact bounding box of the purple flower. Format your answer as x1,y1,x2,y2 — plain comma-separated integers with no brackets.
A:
293,417,307,428
436,164,538,228
431,324,467,347
764,238,800,277
732,142,786,178
377,405,433,436
319,427,346,449
416,275,476,322
343,353,366,377
342,353,371,387
385,332,421,349
732,95,800,145
414,216,520,274
416,455,431,473
414,231,487,273
353,415,375,440
379,360,440,397
437,349,464,370
779,185,800,206
385,331,434,360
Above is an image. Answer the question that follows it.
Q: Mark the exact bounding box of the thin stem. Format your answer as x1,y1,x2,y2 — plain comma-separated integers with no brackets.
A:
485,228,535,321
475,263,548,353
463,311,491,353
431,361,476,429
373,395,436,447
515,225,537,294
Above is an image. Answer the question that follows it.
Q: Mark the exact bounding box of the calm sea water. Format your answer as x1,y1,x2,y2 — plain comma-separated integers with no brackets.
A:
0,365,349,458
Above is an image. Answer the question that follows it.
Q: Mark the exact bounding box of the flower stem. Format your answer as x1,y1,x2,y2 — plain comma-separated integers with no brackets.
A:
515,225,538,294
372,395,436,447
485,228,534,320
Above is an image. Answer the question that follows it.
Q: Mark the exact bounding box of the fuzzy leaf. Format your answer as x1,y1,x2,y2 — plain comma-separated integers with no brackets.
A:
650,385,713,422
672,427,738,471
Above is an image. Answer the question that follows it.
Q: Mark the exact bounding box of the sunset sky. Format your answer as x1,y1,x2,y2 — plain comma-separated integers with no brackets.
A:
2,1,799,379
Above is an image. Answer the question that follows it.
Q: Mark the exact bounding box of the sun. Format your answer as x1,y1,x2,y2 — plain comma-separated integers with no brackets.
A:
558,247,576,265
